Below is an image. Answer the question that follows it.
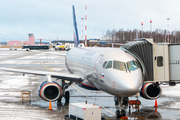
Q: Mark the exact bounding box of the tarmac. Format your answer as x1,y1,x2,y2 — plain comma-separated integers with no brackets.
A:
0,48,180,120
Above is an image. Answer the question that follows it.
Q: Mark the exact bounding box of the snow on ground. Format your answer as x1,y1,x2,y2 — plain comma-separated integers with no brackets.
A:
50,68,63,72
0,76,29,89
0,49,69,119
17,53,62,59
0,102,59,120
161,84,180,97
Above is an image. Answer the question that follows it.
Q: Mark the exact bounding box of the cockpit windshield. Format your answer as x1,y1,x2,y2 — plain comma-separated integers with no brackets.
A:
126,60,138,71
105,61,112,69
113,61,126,71
102,60,139,72
102,61,108,68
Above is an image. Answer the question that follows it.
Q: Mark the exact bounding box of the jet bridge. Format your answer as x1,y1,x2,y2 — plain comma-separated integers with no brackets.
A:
121,38,180,84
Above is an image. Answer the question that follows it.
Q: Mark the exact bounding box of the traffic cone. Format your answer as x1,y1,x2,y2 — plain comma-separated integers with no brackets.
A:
49,101,53,110
154,98,158,107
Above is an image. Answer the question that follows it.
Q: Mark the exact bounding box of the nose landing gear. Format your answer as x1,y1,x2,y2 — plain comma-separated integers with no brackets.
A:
114,96,129,118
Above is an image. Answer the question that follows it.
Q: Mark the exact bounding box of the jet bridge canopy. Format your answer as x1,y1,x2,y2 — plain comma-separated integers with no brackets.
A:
120,39,154,82
121,38,180,84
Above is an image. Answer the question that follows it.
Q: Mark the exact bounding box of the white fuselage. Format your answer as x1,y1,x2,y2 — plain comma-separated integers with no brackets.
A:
65,47,143,97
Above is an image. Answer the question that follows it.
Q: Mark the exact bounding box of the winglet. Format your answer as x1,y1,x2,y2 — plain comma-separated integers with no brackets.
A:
72,5,80,47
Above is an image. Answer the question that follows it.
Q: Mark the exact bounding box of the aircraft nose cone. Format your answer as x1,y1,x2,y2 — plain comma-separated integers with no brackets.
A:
122,82,141,96
118,72,142,96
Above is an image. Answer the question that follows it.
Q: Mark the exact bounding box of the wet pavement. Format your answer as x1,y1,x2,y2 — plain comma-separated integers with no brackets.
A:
0,48,180,120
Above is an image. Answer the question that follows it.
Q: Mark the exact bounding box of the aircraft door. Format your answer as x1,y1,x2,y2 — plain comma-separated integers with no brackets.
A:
95,55,103,70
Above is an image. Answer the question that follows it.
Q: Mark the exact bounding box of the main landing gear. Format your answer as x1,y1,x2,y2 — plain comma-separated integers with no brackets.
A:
114,96,129,118
57,79,73,105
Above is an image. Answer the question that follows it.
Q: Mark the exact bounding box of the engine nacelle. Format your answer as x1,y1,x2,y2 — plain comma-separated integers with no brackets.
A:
39,81,62,101
140,83,162,100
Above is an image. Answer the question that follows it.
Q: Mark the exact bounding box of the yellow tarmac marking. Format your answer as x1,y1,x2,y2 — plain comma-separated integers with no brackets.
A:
41,63,54,72
70,85,90,99
42,63,115,116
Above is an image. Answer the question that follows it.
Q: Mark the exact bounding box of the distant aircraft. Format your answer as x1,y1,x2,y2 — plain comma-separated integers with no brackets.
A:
0,5,162,117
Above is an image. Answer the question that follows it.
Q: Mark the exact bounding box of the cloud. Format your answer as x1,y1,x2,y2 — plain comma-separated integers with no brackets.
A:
0,0,180,41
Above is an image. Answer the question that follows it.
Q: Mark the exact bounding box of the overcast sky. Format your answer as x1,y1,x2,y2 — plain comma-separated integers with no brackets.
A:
0,0,179,42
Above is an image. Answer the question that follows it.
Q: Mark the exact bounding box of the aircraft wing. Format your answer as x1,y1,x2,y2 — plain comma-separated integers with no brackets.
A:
0,67,83,83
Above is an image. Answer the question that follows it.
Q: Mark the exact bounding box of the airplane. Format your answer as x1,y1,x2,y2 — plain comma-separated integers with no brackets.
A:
0,5,162,117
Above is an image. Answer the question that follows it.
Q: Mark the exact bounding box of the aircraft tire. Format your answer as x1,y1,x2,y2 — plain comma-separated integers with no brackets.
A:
57,97,62,105
65,91,70,103
116,110,120,118
121,109,126,116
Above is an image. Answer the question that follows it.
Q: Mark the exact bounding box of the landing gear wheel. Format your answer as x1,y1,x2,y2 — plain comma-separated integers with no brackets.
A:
121,109,126,116
116,110,120,118
65,91,70,104
57,97,62,105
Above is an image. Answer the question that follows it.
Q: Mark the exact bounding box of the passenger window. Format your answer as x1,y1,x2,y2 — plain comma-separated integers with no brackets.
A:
106,61,112,69
102,61,108,68
113,61,126,71
157,56,163,67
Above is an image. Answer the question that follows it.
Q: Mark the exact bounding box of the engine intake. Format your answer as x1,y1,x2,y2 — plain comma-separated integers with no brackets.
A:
140,83,162,99
39,81,62,101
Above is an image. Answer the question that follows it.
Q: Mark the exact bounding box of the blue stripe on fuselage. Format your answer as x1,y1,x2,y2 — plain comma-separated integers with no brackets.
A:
79,83,99,91
72,5,79,47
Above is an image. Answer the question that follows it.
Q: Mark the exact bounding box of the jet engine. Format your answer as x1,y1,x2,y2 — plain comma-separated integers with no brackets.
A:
39,81,62,101
140,83,162,99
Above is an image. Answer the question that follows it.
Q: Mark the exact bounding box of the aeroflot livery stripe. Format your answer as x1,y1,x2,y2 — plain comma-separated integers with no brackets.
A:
81,83,99,91
73,32,78,47
72,5,79,47
142,83,148,99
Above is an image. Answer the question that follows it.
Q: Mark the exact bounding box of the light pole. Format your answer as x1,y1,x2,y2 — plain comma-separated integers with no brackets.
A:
81,18,84,43
141,22,143,38
167,18,170,43
150,19,152,38
85,0,87,47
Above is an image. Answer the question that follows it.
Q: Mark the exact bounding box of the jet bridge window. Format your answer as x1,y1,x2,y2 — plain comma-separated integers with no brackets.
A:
105,61,112,69
113,61,126,71
157,56,163,67
127,60,138,71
